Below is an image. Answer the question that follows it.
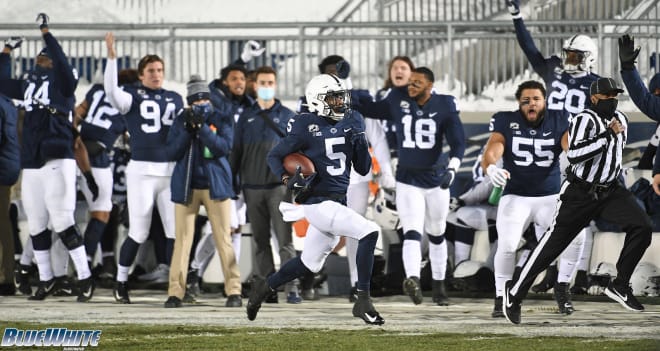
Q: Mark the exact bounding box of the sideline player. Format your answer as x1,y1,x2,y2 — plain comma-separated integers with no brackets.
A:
103,32,184,303
354,67,465,306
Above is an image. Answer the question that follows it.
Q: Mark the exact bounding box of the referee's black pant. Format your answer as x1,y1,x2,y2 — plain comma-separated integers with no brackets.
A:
510,178,652,300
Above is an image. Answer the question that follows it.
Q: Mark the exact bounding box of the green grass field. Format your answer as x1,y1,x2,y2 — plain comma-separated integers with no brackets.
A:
1,322,658,351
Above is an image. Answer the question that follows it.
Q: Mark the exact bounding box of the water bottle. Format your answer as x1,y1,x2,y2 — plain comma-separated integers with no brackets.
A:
203,124,217,159
488,184,505,205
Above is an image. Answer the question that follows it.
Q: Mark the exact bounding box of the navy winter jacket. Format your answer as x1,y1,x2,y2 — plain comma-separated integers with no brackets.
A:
166,109,234,205
0,94,19,185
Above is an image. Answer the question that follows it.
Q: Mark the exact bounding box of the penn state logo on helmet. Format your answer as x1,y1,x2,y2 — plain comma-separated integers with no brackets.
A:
305,73,351,121
561,34,598,73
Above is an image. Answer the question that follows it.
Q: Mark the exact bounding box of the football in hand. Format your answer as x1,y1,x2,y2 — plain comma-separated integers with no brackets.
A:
283,153,315,176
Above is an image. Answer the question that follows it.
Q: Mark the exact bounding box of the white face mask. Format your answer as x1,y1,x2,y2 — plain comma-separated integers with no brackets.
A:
257,87,275,101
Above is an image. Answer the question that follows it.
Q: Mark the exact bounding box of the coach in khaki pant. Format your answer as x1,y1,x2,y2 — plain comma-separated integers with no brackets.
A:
164,75,241,308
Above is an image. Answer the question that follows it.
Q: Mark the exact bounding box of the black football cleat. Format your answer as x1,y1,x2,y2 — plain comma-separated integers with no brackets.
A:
491,296,504,318
246,279,273,321
352,296,385,325
14,265,32,296
403,276,423,305
77,277,95,302
113,281,131,304
432,279,449,306
605,280,644,312
503,280,521,324
28,279,56,301
553,282,574,315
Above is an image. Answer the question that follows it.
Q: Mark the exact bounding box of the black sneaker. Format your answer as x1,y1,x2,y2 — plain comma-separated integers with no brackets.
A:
503,280,521,324
604,280,644,312
553,282,574,315
77,277,95,302
52,276,76,296
28,279,56,301
352,296,385,325
225,294,242,307
14,265,32,296
246,279,273,321
432,280,449,306
265,289,278,304
302,288,319,301
182,292,197,304
491,296,504,318
403,276,423,305
113,281,131,304
164,296,182,308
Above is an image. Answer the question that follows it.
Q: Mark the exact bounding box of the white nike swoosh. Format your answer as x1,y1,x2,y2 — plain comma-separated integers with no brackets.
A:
365,313,377,323
429,112,438,117
619,293,628,302
165,98,173,101
506,301,513,308
343,128,352,133
580,85,589,90
247,118,255,122
293,184,304,188
46,281,55,291
60,288,72,295
543,132,552,136
82,289,92,298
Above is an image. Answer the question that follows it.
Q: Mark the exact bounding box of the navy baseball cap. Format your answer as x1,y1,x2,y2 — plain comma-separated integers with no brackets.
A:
590,78,624,96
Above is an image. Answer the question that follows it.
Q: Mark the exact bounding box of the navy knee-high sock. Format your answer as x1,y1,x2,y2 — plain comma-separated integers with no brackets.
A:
119,237,140,267
84,218,107,259
356,231,378,292
165,238,175,265
267,256,312,290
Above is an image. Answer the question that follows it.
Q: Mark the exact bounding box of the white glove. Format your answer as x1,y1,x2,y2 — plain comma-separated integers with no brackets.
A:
241,40,266,63
4,36,23,50
379,172,396,190
486,164,510,187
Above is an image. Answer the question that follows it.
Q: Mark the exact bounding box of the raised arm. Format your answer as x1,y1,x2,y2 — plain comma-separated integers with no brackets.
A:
103,32,133,114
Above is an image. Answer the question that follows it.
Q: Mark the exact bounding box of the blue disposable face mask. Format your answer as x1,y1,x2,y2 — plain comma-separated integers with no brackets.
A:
191,102,213,118
257,87,275,101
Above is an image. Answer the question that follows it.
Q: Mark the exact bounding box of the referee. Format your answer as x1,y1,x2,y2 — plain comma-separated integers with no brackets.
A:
503,77,653,324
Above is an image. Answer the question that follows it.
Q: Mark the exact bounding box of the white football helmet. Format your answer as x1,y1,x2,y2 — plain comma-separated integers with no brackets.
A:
561,34,598,73
631,262,659,297
372,188,399,231
305,73,351,121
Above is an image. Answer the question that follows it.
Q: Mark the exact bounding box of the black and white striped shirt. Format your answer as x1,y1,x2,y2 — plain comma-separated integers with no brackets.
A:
566,109,628,184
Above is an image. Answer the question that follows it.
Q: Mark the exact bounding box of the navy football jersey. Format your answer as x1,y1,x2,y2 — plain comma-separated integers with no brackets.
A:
514,18,600,115
355,86,466,188
80,84,127,168
490,110,569,196
0,33,78,168
121,85,183,162
267,111,371,203
375,88,398,152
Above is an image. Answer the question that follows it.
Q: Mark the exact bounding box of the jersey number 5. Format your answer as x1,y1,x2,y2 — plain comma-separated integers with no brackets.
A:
325,137,346,176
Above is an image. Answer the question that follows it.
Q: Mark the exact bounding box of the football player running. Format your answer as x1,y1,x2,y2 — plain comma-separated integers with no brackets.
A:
103,32,184,303
509,0,594,300
0,13,94,302
354,67,465,306
482,80,572,317
249,73,384,325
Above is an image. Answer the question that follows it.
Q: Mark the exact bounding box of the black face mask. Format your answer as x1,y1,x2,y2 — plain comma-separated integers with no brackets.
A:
592,98,618,118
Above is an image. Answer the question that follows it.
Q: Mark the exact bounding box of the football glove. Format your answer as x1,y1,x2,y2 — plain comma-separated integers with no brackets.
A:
286,166,316,203
83,171,99,201
4,37,24,50
36,13,49,30
486,164,510,187
379,172,396,191
618,34,640,71
439,168,456,189
240,40,265,63
183,108,203,133
507,0,521,18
